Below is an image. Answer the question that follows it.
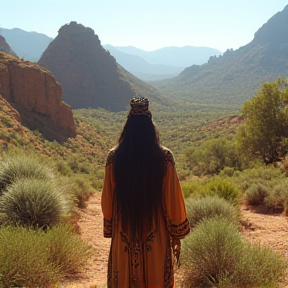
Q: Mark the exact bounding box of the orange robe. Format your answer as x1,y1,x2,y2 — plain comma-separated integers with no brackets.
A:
101,147,190,288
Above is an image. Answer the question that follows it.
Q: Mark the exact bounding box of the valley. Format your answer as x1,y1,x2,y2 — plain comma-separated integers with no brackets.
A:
0,3,288,288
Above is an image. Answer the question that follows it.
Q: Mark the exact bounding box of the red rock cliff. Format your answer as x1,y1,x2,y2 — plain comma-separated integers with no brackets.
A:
0,52,76,142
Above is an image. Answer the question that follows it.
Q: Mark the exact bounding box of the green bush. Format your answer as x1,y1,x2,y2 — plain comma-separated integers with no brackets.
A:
264,181,288,212
62,175,96,208
182,217,242,287
0,226,60,288
202,178,240,205
45,224,92,274
244,183,270,205
185,196,239,228
182,217,287,288
232,243,287,287
0,178,68,228
219,166,235,177
0,225,92,288
0,155,54,195
181,182,204,198
232,166,284,192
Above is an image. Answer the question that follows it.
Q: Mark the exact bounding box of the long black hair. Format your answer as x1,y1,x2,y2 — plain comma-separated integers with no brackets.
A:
114,114,166,240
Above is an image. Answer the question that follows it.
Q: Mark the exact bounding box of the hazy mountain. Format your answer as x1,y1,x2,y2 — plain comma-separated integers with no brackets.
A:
0,28,53,62
152,5,288,107
0,35,17,56
107,45,222,67
105,44,183,80
38,22,168,112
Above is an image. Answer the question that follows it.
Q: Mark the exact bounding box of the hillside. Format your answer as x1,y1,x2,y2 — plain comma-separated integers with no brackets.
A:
152,5,288,106
0,28,53,62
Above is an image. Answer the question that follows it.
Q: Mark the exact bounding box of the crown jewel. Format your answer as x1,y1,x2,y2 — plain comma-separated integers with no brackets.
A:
129,97,152,118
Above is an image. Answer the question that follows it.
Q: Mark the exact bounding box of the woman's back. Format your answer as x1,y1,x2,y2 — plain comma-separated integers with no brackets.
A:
101,97,190,288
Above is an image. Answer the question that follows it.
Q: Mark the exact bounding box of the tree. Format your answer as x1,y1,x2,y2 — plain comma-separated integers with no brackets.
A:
237,78,288,164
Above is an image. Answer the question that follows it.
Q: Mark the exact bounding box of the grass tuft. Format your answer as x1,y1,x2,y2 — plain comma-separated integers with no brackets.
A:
0,178,68,228
185,195,239,228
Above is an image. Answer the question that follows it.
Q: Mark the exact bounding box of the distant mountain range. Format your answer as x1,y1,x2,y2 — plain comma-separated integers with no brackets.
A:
104,45,221,80
0,28,53,62
152,5,288,106
107,45,222,67
1,4,287,111
0,27,221,80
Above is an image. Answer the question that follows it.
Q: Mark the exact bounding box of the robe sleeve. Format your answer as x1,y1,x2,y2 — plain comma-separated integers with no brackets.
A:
163,152,190,239
101,153,115,238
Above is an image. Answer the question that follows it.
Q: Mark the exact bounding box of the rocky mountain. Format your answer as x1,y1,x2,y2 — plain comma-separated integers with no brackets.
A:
152,5,288,106
0,28,53,62
0,35,17,56
38,21,167,112
0,52,76,142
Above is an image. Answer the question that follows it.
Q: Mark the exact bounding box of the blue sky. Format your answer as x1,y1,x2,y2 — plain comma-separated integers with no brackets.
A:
0,0,287,51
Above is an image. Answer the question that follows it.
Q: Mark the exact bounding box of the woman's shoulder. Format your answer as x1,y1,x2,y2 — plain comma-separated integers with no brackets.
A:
161,146,175,165
105,146,117,166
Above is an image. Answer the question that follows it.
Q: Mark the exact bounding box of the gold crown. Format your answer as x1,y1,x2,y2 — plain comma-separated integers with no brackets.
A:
128,97,152,118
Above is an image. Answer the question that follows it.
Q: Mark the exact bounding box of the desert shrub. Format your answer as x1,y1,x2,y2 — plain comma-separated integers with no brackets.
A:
68,156,91,174
181,182,204,198
0,155,54,195
185,196,239,228
0,224,92,287
244,183,270,205
182,217,287,288
0,226,60,288
232,242,287,287
45,224,92,274
232,166,284,192
219,166,235,177
182,217,242,287
66,175,96,208
0,178,68,228
56,160,73,176
202,177,240,205
264,180,288,212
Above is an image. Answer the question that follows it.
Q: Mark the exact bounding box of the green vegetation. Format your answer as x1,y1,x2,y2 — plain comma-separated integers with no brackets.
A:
1,77,288,287
185,195,239,227
237,78,288,164
182,217,287,288
0,153,92,287
0,178,69,228
0,225,91,288
0,155,54,195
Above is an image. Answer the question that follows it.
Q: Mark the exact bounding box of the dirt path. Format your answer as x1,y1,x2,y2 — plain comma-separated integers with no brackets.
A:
61,194,288,288
61,193,110,288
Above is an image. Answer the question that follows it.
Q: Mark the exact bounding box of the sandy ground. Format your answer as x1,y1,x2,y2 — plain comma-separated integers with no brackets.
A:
61,193,288,288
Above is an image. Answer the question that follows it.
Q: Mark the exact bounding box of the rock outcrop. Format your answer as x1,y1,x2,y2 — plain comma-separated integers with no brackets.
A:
0,35,17,56
38,21,134,111
0,52,76,142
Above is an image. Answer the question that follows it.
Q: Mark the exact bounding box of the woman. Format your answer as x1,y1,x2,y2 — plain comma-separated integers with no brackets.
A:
101,97,190,288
